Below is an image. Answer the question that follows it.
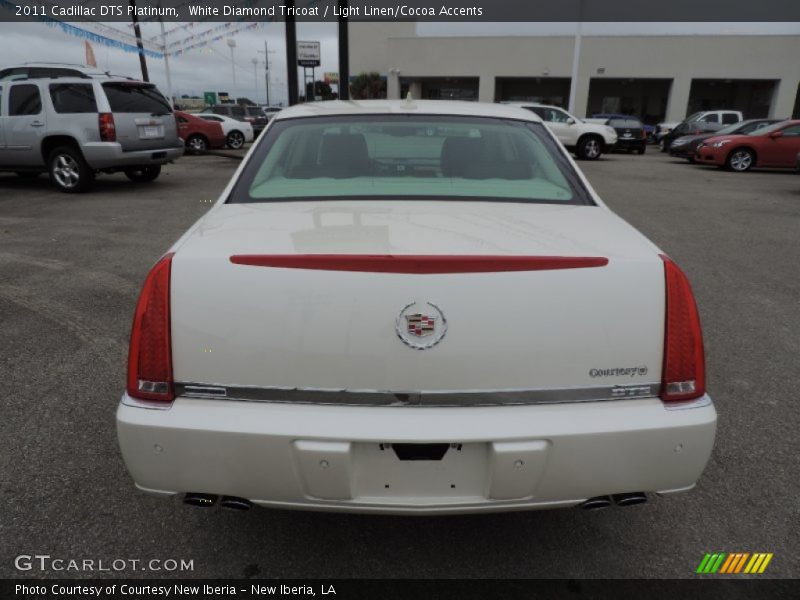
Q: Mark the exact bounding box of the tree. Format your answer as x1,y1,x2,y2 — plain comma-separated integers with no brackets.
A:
349,72,387,99
305,80,334,101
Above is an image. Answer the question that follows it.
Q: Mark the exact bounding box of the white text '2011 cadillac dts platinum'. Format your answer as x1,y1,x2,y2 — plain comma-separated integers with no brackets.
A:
117,100,716,515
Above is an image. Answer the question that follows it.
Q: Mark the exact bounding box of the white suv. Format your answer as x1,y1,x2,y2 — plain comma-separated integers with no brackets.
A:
507,103,617,159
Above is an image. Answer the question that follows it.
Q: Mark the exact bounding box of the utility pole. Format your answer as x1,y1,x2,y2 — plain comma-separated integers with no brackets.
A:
159,16,173,107
258,40,274,106
129,0,149,82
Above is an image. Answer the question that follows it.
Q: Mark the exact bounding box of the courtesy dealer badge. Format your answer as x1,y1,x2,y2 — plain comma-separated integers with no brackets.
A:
396,302,447,350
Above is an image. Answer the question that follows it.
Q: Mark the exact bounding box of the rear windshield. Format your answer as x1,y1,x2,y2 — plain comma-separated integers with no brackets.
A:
49,84,97,113
245,107,263,117
609,118,642,128
102,83,171,114
229,115,591,205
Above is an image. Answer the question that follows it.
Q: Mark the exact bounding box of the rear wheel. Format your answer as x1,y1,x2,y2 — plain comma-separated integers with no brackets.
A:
576,136,603,160
124,165,162,183
226,130,245,149
186,134,209,155
726,148,754,172
48,146,94,193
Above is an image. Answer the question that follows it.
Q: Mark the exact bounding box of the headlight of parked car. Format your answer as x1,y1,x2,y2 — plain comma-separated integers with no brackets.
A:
710,140,731,149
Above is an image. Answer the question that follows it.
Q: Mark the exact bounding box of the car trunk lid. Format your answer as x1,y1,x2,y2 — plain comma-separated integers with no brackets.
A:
169,201,665,400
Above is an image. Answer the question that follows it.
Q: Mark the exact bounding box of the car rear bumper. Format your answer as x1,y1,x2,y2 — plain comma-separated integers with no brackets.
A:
82,142,184,169
615,139,646,151
117,394,716,514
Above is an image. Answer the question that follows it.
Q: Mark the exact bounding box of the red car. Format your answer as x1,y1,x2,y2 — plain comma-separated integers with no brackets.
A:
175,111,227,154
695,119,800,172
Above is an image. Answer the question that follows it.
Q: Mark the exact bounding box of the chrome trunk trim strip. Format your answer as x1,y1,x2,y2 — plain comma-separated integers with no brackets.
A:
173,382,661,407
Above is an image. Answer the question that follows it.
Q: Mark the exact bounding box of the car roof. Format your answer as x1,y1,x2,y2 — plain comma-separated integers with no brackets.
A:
273,100,543,123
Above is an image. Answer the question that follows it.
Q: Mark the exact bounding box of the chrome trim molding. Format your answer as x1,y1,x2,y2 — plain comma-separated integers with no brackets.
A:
121,394,174,410
662,395,713,411
174,382,661,407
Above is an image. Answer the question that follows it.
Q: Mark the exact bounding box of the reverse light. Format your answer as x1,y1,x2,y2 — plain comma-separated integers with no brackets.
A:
98,112,116,142
659,255,706,402
127,253,174,403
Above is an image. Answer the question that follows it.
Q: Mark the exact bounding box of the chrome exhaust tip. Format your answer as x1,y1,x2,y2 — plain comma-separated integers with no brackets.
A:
580,496,612,510
183,492,217,507
612,492,648,507
220,496,252,511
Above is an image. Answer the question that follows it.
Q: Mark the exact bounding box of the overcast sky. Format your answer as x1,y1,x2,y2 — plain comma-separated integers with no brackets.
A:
0,22,798,106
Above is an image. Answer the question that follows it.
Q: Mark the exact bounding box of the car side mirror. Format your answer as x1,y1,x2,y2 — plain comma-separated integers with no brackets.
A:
769,131,783,139
566,117,576,125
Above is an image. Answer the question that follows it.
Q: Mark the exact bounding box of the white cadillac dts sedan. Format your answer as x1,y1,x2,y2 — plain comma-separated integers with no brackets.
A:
117,100,716,514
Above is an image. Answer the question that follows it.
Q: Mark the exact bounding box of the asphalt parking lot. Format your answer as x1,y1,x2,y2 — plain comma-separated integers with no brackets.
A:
1,149,798,579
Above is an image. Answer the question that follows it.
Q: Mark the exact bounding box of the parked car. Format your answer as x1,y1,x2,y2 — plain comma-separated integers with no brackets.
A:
592,113,655,141
261,106,282,120
0,76,183,192
594,116,647,154
203,104,267,135
669,119,782,162
174,111,226,154
507,103,617,159
117,100,716,515
695,119,800,171
196,113,254,149
659,110,743,152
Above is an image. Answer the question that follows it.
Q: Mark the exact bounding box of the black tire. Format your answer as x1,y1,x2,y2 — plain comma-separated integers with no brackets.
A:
226,130,245,149
659,139,668,152
47,146,94,193
15,171,43,179
124,165,162,183
576,135,603,160
636,146,646,155
726,148,755,172
186,134,209,155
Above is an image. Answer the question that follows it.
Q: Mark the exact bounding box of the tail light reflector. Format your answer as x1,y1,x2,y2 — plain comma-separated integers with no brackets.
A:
127,253,174,403
98,112,116,142
659,255,706,402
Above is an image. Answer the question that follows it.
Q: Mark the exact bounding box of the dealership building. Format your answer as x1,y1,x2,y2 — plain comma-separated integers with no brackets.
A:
349,23,800,124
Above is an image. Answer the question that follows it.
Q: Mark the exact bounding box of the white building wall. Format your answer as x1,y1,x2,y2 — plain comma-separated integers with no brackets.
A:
350,25,800,121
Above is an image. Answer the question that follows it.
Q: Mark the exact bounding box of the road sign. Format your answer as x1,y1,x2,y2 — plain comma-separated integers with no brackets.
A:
203,91,217,106
324,72,339,84
297,41,321,67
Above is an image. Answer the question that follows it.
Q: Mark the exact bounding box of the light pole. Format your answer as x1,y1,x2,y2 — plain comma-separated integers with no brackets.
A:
252,57,259,102
227,38,237,89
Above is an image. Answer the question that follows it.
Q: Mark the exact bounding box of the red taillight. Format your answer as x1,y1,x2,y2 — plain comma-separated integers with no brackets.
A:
99,112,116,142
659,255,705,402
127,253,174,402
